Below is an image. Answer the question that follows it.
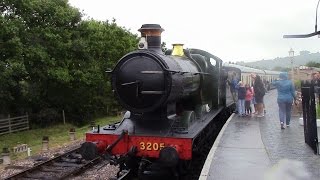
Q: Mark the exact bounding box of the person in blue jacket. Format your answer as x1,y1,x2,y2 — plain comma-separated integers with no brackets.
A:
235,81,246,116
272,72,296,129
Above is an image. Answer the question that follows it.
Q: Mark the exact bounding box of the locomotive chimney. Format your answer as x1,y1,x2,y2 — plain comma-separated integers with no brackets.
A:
138,24,164,53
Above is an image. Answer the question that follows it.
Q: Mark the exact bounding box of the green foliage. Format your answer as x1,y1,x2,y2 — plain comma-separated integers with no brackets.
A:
0,0,138,125
305,61,320,68
0,116,119,160
272,66,290,72
317,104,320,119
161,42,167,52
294,80,301,91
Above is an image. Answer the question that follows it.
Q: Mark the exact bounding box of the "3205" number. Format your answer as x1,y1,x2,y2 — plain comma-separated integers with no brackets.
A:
139,142,165,151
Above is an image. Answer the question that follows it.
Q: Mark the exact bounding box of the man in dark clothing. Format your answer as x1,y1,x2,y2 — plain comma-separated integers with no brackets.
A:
230,74,239,100
228,73,239,113
311,72,320,85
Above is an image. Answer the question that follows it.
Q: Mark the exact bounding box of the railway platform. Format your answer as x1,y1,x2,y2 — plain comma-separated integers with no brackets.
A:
199,90,320,180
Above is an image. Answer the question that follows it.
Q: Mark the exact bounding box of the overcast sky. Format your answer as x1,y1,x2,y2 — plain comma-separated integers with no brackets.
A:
69,0,320,62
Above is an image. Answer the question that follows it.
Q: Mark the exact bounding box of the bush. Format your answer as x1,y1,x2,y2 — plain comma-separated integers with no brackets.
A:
32,108,61,128
294,80,301,91
317,103,320,119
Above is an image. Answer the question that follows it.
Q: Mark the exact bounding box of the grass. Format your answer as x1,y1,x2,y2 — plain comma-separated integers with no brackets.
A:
0,116,120,161
317,104,320,119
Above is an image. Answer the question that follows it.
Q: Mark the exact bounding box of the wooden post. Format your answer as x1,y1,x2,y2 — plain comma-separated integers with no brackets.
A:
8,114,11,133
27,148,32,157
42,136,49,151
90,120,96,131
62,110,65,124
26,112,29,130
2,148,10,165
69,128,76,141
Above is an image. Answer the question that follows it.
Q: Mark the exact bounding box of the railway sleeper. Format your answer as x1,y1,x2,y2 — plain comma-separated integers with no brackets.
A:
24,172,58,179
52,162,83,167
59,158,82,164
41,165,65,171
66,153,82,159
40,168,62,173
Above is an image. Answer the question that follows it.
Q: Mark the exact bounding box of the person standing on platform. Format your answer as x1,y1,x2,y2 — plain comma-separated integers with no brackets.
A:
229,73,239,113
245,84,253,116
251,86,258,114
311,72,320,97
272,72,296,129
252,74,265,117
311,72,320,85
236,81,246,116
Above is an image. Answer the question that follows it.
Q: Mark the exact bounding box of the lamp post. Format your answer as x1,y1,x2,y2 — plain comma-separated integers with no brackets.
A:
289,48,295,81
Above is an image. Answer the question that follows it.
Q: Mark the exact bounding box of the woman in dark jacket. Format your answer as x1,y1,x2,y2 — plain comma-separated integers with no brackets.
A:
272,72,296,129
253,75,265,117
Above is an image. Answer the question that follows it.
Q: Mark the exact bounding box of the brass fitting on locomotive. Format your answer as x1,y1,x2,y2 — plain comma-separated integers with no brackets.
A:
172,43,185,56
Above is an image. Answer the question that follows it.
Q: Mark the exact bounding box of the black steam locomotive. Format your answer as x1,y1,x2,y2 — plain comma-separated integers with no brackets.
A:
80,24,237,179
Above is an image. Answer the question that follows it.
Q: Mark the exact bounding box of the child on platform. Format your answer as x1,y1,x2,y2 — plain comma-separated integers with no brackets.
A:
245,84,253,116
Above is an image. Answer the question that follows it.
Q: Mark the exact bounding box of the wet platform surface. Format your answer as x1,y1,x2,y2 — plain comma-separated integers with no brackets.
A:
200,90,320,180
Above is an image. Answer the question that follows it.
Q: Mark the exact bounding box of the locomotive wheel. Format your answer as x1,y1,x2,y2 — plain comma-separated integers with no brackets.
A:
177,160,192,180
79,142,98,160
117,156,140,180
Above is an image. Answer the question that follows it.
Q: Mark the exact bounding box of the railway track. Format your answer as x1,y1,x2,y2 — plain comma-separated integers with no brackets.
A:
4,147,101,180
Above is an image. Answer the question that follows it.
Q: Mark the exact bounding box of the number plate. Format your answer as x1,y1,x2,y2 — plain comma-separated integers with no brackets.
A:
139,142,165,151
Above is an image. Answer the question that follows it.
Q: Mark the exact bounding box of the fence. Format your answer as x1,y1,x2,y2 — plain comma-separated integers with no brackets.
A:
301,81,319,154
0,114,29,135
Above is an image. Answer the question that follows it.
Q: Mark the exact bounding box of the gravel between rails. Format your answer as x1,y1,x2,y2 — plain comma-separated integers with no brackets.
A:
69,163,119,180
0,139,119,180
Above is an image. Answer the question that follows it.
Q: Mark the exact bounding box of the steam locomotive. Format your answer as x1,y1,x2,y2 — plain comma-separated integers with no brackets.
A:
80,24,237,179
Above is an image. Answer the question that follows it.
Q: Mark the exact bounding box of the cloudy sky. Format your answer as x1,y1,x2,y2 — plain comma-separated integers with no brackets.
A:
69,0,320,62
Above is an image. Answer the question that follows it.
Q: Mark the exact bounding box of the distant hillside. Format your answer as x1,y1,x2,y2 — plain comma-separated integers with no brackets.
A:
236,51,320,70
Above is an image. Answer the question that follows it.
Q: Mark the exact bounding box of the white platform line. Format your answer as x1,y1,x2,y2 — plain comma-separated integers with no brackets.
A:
198,113,235,180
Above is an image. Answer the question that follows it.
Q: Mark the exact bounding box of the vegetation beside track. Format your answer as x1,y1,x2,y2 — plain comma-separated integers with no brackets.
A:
0,116,119,161
0,0,138,125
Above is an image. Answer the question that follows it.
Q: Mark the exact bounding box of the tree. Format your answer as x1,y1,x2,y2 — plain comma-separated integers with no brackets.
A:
272,66,290,72
161,42,167,52
0,2,30,114
1,0,83,123
0,0,138,126
299,50,310,56
64,19,138,124
306,61,320,68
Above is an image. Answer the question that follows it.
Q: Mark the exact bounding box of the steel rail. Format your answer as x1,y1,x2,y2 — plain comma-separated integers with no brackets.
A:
4,146,101,180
